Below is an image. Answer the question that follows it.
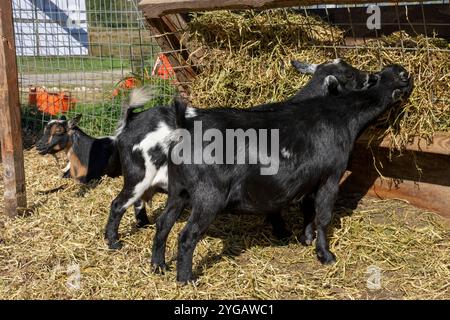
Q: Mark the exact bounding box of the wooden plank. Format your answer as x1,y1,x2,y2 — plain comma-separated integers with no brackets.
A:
0,1,27,217
341,172,450,220
309,4,450,38
356,132,450,156
342,140,450,219
139,0,424,19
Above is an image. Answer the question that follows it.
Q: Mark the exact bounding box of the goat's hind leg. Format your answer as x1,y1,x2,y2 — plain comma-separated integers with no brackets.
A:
266,211,292,240
105,189,135,249
105,181,151,249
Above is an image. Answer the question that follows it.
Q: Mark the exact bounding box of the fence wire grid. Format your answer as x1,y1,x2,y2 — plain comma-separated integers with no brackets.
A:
14,0,175,137
12,0,450,139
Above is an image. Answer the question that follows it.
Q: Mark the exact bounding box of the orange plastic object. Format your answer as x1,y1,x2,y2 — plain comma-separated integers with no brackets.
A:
112,76,139,97
33,88,76,116
152,54,175,79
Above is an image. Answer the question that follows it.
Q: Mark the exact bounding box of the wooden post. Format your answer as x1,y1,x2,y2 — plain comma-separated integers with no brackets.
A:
0,1,27,217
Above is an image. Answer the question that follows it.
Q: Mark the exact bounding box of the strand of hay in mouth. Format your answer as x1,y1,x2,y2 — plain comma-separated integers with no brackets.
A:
183,10,450,150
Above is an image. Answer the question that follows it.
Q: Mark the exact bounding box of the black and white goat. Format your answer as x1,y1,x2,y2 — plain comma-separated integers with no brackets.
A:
105,58,377,249
152,64,413,283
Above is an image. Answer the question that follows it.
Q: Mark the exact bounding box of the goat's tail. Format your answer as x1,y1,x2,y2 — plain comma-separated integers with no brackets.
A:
115,86,154,135
173,96,188,129
122,86,154,118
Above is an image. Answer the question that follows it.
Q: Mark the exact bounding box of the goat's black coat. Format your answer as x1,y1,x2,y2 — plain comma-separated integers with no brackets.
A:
36,120,121,182
104,59,377,249
69,128,122,183
153,64,413,282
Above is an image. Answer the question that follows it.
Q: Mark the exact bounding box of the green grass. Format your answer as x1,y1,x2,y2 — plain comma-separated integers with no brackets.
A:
17,56,131,74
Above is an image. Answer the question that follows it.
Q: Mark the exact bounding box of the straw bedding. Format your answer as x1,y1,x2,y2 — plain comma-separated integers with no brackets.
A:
0,150,448,299
0,9,449,300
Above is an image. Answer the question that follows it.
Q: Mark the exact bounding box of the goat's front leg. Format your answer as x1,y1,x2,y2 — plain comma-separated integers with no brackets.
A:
151,196,186,273
177,205,218,284
314,176,340,264
299,193,316,246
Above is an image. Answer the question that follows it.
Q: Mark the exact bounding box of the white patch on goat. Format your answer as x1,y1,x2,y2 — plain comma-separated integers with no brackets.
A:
185,107,197,118
62,161,71,173
48,119,64,125
122,122,172,210
134,201,144,210
281,148,291,159
324,75,340,92
128,87,154,107
115,87,154,137
153,165,168,190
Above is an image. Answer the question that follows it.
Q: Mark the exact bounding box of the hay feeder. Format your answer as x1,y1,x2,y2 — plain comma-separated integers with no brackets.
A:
138,0,450,219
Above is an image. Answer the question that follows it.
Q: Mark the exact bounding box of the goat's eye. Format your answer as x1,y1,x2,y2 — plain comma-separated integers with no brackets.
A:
345,72,354,79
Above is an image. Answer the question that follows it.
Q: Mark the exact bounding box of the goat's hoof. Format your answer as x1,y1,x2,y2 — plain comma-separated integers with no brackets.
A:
107,240,123,250
317,251,336,265
299,233,314,246
176,278,194,286
152,263,169,274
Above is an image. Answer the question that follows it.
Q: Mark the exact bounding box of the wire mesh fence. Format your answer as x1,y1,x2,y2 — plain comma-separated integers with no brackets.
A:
142,1,449,147
13,0,449,142
13,0,175,137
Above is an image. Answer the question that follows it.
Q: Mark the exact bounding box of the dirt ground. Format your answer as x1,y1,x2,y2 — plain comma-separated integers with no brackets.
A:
0,150,448,299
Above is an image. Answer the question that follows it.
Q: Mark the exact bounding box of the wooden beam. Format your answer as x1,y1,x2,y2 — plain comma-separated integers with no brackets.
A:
357,132,450,156
0,1,27,217
139,0,423,19
309,4,450,38
343,137,450,219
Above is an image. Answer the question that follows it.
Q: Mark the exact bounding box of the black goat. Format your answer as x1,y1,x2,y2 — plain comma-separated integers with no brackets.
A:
105,58,376,249
152,64,413,283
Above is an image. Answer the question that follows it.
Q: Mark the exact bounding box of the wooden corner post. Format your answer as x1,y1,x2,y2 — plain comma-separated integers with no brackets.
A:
0,0,26,217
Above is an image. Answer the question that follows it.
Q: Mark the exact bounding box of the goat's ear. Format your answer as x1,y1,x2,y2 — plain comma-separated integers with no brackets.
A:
59,115,67,121
324,75,340,95
68,114,82,128
291,60,318,75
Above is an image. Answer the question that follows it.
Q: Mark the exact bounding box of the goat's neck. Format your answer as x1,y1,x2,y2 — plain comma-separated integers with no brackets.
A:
65,129,95,166
346,93,390,141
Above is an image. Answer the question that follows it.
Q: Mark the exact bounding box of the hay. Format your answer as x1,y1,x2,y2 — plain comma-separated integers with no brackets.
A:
0,150,449,299
184,10,450,149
